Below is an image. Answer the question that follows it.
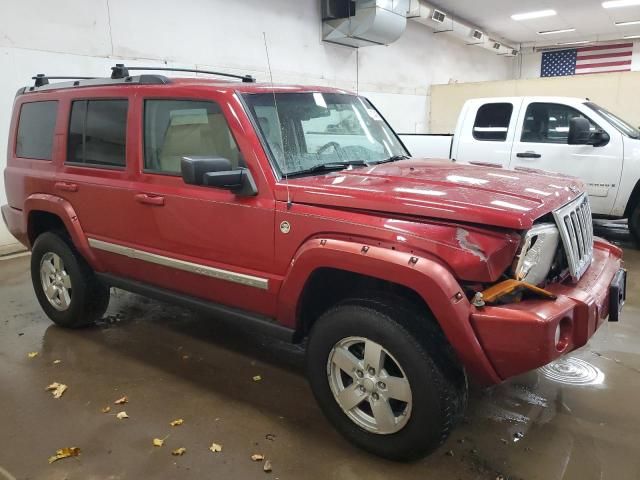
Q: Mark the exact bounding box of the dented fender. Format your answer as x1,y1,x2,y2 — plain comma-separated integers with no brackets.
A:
277,236,501,385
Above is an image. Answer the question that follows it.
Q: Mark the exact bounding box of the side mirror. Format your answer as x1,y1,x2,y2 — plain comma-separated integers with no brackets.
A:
568,117,591,145
568,117,610,147
180,156,257,196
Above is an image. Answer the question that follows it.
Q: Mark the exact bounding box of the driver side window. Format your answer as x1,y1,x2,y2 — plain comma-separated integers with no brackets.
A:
521,103,598,144
144,99,242,175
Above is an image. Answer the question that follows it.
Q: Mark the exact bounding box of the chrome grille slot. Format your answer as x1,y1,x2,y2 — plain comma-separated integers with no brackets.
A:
553,193,594,282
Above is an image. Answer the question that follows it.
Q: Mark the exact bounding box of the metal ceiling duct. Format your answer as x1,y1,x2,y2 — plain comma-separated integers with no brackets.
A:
322,0,411,48
407,0,518,56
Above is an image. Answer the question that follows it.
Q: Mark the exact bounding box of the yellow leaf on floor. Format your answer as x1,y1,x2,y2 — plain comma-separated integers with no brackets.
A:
27,352,38,358
114,395,128,405
251,453,264,461
46,382,67,399
263,459,272,472
153,438,164,447
170,418,184,427
209,442,222,453
48,447,80,464
53,360,61,364
101,406,111,413
172,447,186,456
116,411,129,420
252,375,262,382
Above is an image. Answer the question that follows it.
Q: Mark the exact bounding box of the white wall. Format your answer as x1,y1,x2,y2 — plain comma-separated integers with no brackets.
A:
0,0,515,248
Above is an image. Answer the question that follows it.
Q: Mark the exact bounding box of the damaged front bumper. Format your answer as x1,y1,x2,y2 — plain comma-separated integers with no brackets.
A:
469,238,624,380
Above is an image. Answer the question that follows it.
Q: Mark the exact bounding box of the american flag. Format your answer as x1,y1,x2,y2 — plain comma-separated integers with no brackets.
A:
541,42,633,77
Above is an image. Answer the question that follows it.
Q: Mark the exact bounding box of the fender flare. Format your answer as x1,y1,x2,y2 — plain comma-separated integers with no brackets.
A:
23,193,103,270
277,237,501,385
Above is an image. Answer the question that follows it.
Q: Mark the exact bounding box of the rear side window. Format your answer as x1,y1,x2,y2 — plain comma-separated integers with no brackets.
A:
473,103,513,142
143,99,241,174
67,100,128,168
16,101,58,160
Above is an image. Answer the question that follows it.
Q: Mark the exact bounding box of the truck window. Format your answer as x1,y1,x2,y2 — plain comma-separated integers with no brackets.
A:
67,100,128,168
521,103,598,144
16,101,58,160
144,100,241,175
472,103,513,142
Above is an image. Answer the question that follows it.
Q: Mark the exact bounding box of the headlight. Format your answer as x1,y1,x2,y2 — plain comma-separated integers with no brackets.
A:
513,223,560,285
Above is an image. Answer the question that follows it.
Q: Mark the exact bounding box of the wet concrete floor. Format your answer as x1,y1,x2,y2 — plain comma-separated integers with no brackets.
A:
0,231,639,479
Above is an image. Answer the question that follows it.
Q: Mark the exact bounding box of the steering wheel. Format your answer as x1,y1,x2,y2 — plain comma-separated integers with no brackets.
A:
317,141,343,155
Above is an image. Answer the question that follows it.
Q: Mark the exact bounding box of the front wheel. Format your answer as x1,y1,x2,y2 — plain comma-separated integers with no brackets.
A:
306,299,466,461
31,232,110,328
630,202,640,244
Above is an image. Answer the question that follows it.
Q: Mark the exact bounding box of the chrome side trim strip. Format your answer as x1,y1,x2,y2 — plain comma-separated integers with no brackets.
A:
88,238,269,290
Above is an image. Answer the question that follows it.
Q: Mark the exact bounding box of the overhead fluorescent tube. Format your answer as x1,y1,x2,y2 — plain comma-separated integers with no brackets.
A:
538,28,576,35
557,40,591,45
616,20,640,25
603,0,640,8
511,10,557,20
624,34,640,38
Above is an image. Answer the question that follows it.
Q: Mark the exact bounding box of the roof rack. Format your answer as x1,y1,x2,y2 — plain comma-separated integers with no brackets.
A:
110,63,256,83
32,74,95,87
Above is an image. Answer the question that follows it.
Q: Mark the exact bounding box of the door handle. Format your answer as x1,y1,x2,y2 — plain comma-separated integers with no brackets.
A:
54,181,78,192
135,193,165,206
516,152,542,159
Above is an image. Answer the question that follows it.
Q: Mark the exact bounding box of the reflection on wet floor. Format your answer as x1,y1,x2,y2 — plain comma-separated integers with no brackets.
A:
0,225,638,479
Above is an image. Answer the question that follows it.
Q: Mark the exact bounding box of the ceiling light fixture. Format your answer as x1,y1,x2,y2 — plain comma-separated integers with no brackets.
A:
616,20,640,25
624,34,640,38
511,9,557,21
538,28,576,35
556,40,592,45
603,0,640,8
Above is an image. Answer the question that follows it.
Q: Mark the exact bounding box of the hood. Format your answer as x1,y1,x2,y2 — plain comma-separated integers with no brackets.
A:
277,159,583,230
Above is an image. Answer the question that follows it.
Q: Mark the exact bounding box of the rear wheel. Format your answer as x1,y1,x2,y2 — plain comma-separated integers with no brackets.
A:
31,232,110,328
306,298,466,461
630,202,640,244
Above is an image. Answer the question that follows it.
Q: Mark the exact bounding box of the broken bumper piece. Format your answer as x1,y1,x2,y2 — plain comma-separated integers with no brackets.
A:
469,238,623,380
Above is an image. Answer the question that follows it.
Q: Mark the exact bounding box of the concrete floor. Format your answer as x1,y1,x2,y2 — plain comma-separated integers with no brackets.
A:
0,230,638,479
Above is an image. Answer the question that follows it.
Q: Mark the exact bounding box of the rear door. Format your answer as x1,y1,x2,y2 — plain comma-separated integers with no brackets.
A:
57,95,137,271
508,100,623,214
453,99,522,166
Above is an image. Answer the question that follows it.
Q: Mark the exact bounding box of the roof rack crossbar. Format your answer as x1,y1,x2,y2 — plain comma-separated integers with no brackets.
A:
32,74,96,87
110,64,255,83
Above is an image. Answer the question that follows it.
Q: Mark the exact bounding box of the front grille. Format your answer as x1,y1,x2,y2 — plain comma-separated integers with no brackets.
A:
552,193,594,282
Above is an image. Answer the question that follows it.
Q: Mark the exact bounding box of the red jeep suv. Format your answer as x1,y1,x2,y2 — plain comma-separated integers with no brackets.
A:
2,65,626,460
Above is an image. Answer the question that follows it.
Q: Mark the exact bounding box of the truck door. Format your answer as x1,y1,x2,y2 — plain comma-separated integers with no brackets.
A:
509,101,623,215
453,99,521,167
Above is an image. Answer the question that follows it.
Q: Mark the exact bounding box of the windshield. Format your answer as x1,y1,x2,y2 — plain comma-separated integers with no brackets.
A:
585,102,640,139
242,92,408,176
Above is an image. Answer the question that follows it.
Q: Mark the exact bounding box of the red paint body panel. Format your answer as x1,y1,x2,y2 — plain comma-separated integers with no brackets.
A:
276,160,584,230
2,78,624,387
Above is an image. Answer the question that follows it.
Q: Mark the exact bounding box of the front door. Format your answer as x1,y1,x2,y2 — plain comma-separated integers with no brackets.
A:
103,93,277,317
509,101,623,215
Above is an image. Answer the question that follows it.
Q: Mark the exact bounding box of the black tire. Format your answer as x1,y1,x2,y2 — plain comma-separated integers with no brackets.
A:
31,231,110,328
630,202,640,244
306,297,466,461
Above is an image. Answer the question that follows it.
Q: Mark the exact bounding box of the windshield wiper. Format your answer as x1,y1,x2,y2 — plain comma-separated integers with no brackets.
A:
373,154,410,165
285,160,369,178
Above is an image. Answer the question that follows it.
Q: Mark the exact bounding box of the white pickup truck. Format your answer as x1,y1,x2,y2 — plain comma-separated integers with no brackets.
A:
399,96,640,241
